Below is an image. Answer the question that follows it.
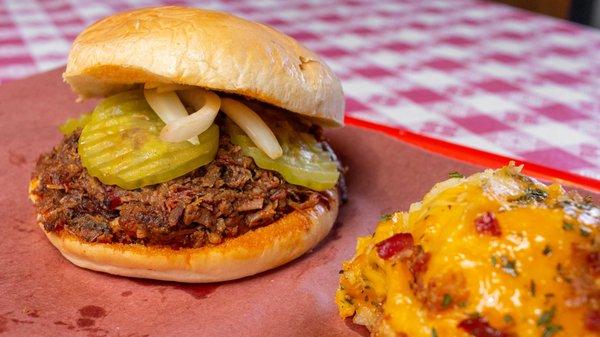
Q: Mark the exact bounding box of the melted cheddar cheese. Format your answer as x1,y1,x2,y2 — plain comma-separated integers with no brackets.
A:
336,165,599,337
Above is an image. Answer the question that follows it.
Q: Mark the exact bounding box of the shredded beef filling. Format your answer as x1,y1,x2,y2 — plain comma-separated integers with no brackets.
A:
32,130,341,248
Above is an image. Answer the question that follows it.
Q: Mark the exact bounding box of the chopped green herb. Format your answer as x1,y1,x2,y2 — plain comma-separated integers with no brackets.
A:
380,213,393,221
515,188,548,203
431,328,438,337
458,301,468,308
59,112,92,136
580,228,591,237
562,222,574,231
503,314,514,324
530,280,537,296
542,324,563,337
502,257,519,277
492,255,520,276
526,188,548,201
442,294,452,308
542,245,552,256
537,306,556,326
449,171,464,179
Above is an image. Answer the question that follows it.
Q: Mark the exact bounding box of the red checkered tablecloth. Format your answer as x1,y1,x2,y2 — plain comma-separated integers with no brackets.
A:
1,0,599,180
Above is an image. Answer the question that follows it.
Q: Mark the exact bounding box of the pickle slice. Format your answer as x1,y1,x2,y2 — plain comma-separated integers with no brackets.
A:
78,90,219,190
225,117,339,191
59,113,92,136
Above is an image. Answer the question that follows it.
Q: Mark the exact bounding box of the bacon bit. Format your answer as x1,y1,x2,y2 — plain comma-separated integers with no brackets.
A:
107,194,122,211
475,212,501,236
585,309,600,331
458,316,508,337
586,252,600,276
375,233,414,260
409,246,431,275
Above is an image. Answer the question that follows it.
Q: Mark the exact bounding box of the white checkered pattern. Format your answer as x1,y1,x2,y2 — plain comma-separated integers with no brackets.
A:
1,0,599,179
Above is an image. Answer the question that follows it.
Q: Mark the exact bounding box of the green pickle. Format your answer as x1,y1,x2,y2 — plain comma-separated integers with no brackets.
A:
225,117,339,191
78,90,219,190
59,113,92,136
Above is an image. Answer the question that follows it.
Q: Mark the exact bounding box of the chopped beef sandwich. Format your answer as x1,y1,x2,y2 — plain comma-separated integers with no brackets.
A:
29,6,345,282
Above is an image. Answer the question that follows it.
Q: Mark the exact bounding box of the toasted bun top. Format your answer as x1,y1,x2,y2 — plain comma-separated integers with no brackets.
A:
63,6,344,126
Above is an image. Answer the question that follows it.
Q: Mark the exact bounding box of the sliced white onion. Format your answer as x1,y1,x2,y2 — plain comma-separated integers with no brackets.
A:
220,98,283,160
160,89,221,143
143,88,199,145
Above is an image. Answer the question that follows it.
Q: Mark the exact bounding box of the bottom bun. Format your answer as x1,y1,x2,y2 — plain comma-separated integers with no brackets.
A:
39,190,338,283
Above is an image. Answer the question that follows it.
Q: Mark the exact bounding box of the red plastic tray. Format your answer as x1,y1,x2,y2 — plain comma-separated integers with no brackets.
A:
345,117,600,193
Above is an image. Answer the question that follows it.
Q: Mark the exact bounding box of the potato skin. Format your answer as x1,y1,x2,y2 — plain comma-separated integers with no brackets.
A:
337,165,599,337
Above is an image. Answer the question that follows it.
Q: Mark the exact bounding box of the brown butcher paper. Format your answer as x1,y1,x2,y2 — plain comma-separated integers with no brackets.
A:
1,69,597,337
